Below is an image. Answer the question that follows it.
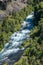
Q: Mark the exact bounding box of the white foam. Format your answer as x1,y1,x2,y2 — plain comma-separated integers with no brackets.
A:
0,12,34,63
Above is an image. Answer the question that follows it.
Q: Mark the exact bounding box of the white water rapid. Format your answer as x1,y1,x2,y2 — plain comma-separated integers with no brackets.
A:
0,12,34,65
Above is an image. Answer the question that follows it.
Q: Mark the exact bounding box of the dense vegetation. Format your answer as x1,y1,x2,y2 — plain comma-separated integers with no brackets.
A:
14,0,43,65
0,0,43,65
0,4,33,51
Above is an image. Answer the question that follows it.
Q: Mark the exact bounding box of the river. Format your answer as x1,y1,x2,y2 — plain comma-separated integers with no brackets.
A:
0,12,34,65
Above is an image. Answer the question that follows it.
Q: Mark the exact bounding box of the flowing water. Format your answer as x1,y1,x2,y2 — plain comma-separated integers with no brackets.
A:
0,12,34,65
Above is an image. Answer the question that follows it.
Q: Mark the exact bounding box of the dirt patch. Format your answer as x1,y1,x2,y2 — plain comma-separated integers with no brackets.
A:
6,0,27,15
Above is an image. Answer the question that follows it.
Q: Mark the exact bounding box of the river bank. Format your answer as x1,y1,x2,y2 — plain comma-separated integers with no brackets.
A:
0,12,34,65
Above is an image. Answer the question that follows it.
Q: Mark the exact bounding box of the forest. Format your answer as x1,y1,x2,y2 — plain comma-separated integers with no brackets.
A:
0,0,43,65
